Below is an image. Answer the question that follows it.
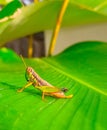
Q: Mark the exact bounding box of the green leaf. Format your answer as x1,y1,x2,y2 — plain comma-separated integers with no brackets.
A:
0,0,107,45
0,41,107,130
0,0,22,19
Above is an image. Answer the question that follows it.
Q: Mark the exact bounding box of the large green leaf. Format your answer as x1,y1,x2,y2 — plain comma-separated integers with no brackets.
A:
0,0,107,45
0,41,107,130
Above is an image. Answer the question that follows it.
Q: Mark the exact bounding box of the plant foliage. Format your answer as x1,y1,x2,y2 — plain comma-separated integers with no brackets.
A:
0,0,107,45
0,41,107,130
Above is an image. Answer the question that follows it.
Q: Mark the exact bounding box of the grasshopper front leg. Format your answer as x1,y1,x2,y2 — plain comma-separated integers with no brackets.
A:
17,82,33,93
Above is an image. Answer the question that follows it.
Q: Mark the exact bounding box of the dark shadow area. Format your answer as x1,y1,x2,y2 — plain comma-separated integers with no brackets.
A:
0,81,41,97
5,32,45,57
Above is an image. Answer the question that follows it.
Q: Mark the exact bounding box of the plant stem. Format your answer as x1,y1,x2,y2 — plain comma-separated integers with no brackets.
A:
28,35,33,58
34,0,39,3
48,0,69,56
28,0,39,58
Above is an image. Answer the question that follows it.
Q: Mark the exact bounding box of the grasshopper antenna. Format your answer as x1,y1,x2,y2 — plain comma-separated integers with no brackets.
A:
20,55,27,68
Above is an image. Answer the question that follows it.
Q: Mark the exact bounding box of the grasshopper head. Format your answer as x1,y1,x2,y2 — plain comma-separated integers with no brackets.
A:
25,67,34,82
20,55,35,82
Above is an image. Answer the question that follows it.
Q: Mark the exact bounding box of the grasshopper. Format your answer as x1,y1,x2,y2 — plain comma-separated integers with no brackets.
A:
17,56,73,100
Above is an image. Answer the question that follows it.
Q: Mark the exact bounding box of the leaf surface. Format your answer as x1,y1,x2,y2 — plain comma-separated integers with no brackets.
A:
0,0,107,45
0,41,107,130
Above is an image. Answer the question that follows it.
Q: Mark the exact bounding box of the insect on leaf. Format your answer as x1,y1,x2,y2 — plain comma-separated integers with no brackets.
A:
0,41,107,130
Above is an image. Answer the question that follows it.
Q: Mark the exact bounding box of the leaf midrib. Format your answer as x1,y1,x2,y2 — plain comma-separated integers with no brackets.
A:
40,59,107,97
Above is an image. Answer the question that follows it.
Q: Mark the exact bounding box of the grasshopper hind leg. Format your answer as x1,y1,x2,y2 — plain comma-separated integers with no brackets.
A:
42,92,45,100
64,94,73,98
42,92,48,101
